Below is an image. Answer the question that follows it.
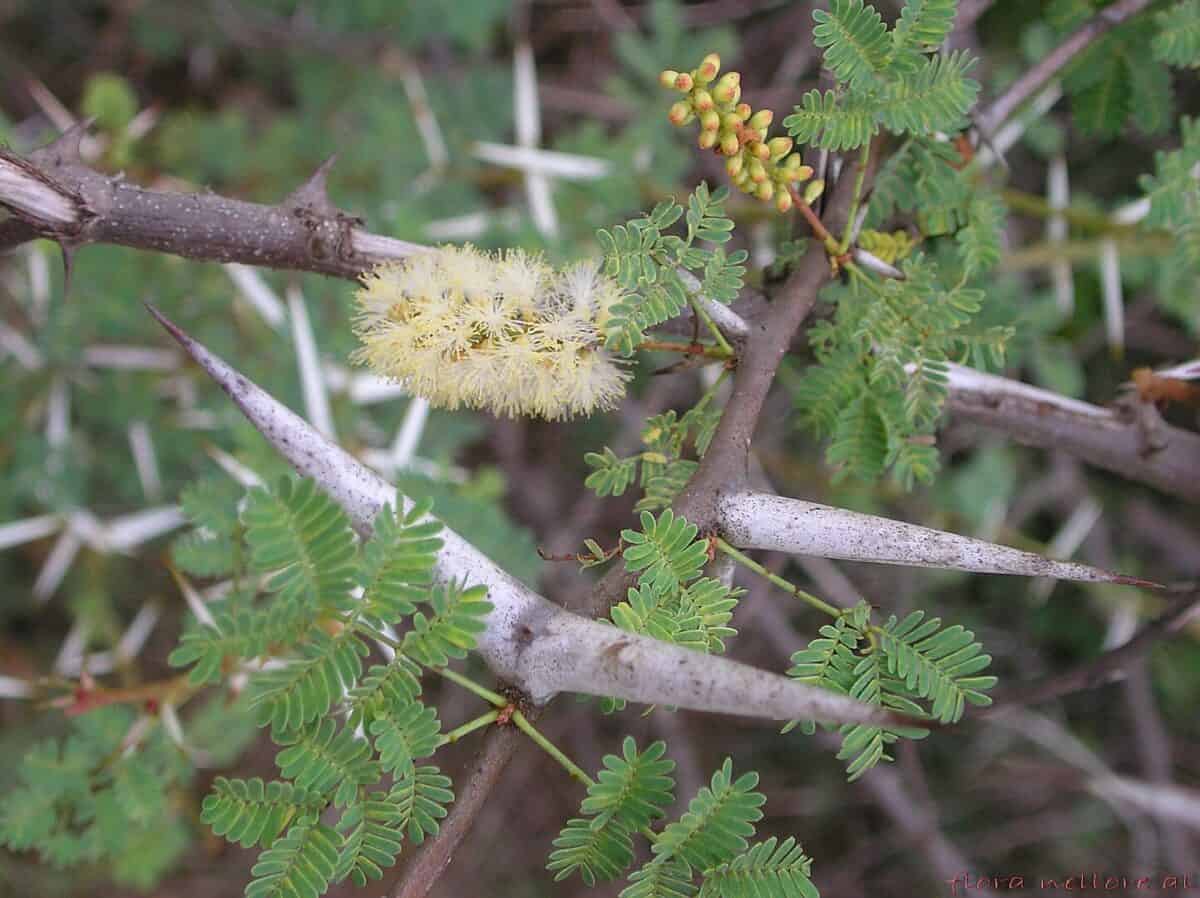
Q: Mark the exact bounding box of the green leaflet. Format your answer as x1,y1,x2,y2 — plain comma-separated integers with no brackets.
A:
202,778,324,848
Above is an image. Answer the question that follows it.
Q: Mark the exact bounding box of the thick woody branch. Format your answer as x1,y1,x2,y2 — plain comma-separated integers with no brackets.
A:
0,132,423,275
941,363,1200,503
672,136,886,526
974,0,1153,136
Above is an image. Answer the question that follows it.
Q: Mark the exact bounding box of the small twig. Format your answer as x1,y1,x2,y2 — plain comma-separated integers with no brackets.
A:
983,592,1200,713
433,667,509,708
511,710,595,787
688,294,736,357
637,338,732,359
715,537,843,618
438,709,502,746
839,142,871,253
392,725,526,898
975,0,1154,137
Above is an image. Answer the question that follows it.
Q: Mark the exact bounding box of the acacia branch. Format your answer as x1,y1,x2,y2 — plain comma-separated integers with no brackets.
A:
974,0,1153,136
984,591,1200,712
941,363,1200,503
671,136,886,527
149,306,925,730
392,724,525,898
0,127,424,274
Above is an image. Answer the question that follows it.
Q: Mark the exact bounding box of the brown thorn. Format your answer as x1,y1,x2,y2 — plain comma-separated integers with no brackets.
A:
30,117,96,168
285,154,340,216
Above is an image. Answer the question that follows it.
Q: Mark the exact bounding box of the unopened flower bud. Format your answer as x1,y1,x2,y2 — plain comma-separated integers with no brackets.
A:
768,137,794,159
747,158,766,184
675,73,694,91
735,103,752,121
699,109,721,132
720,131,741,156
725,153,744,178
698,129,718,149
660,70,680,89
692,89,714,112
803,179,825,205
756,181,775,202
712,72,741,103
668,102,690,126
748,109,774,131
697,53,721,83
791,164,815,182
753,141,771,161
776,190,794,213
721,112,742,131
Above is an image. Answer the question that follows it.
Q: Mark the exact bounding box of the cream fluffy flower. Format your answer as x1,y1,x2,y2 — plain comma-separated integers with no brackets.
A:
351,246,630,420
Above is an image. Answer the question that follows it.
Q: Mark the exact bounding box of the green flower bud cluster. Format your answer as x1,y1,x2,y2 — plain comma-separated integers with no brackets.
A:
660,53,814,213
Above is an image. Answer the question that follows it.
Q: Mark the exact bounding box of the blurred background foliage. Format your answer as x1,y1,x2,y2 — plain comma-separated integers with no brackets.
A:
0,1,1197,896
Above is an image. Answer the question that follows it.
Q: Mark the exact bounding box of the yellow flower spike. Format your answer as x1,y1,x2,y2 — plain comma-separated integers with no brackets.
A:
697,53,720,84
803,179,826,205
352,248,629,420
692,89,715,112
659,70,680,89
668,101,691,126
719,131,740,156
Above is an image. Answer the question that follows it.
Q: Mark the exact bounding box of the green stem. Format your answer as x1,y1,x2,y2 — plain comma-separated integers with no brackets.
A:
839,142,871,253
1000,187,1145,235
438,710,501,746
845,260,888,298
715,538,842,618
351,620,403,651
638,337,731,360
511,710,595,787
433,666,509,708
688,295,736,358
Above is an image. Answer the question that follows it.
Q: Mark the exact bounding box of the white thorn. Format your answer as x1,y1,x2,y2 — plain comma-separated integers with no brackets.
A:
34,525,82,602
45,375,70,449
0,675,33,699
0,322,45,370
224,264,286,328
128,421,164,501
287,286,337,440
472,142,613,180
83,344,180,371
206,445,265,489
104,506,186,552
390,397,429,469
0,514,61,551
116,603,161,661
